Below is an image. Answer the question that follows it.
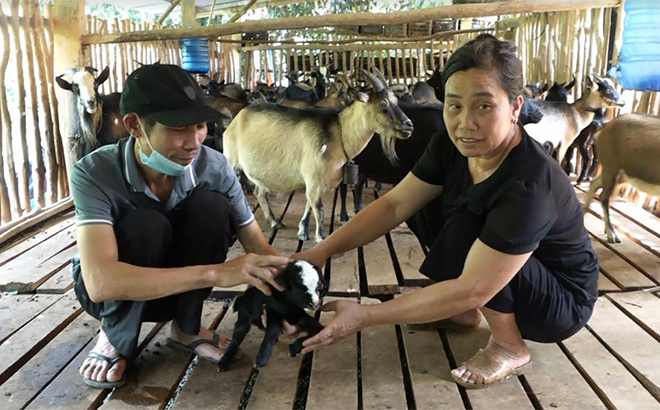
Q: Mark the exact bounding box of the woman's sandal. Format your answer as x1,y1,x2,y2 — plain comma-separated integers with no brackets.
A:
82,352,127,389
165,332,243,363
451,348,532,390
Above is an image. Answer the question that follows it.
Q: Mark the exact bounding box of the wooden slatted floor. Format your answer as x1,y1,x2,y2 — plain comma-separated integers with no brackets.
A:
1,184,660,410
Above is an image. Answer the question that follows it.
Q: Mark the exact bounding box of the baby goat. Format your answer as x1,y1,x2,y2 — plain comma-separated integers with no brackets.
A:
223,69,413,243
217,260,327,371
584,114,660,244
524,74,625,167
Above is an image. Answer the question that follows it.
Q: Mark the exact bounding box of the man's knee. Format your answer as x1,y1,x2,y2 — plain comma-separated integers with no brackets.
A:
184,189,238,237
115,209,172,266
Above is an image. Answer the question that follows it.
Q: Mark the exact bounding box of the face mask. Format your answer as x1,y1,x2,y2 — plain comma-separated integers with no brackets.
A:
135,118,189,177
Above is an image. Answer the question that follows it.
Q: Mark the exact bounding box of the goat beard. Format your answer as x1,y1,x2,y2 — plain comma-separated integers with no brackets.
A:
380,133,400,166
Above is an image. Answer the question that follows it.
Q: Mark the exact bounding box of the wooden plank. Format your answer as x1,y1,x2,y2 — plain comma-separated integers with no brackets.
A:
0,291,81,385
99,300,225,410
523,341,605,409
25,322,160,410
0,293,63,344
401,326,463,409
583,211,660,285
0,215,74,267
444,323,533,409
0,238,77,293
306,297,358,409
576,187,660,256
598,272,621,293
171,302,259,410
586,297,660,400
244,326,304,409
36,263,74,294
328,248,360,297
360,297,407,410
390,231,432,287
590,240,654,290
608,199,660,241
362,236,399,295
561,327,660,410
0,313,97,410
607,291,660,341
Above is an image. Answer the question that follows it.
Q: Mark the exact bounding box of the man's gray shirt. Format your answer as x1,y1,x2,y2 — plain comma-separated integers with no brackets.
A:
70,137,254,227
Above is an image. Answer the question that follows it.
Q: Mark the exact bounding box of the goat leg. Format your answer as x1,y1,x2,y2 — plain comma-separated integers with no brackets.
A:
313,197,326,243
254,309,283,369
598,174,621,244
217,306,252,372
353,173,368,214
576,136,592,184
339,182,349,222
298,202,312,241
288,315,325,357
255,186,285,230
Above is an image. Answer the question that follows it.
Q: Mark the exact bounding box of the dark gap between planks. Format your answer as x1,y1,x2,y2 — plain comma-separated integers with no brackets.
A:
518,374,543,410
556,341,617,410
438,330,472,410
585,324,660,402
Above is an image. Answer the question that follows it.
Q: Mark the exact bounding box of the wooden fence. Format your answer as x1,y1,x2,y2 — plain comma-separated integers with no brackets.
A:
0,0,68,230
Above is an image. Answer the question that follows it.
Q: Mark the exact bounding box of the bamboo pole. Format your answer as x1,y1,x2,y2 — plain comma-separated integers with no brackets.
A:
94,18,102,70
0,6,16,221
395,48,401,84
84,0,621,45
20,0,44,208
547,12,556,81
386,50,393,85
33,3,58,205
409,48,415,84
44,4,68,199
10,0,29,212
429,40,436,72
349,50,355,79
157,0,182,25
0,197,73,244
378,49,384,80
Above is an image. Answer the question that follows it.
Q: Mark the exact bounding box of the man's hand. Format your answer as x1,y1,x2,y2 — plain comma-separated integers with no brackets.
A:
215,253,289,295
300,300,370,354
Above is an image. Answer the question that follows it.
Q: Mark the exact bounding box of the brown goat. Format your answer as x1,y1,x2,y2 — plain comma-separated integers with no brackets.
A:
223,69,413,242
584,114,660,243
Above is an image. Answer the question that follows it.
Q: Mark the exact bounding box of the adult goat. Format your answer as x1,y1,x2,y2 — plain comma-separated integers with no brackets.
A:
583,114,660,244
223,69,414,243
56,66,128,159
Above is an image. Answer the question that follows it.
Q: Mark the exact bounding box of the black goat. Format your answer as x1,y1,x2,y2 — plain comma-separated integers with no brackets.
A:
55,66,128,159
425,67,445,102
544,77,576,102
217,260,327,371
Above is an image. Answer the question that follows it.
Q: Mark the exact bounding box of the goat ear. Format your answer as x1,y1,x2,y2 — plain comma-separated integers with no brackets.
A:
540,83,549,94
585,75,594,88
95,66,110,86
55,75,73,91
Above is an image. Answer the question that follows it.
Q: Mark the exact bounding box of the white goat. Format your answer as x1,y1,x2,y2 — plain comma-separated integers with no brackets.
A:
584,114,660,243
223,69,414,242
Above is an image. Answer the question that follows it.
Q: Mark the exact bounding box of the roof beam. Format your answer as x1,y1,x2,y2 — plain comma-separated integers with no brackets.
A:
83,0,621,45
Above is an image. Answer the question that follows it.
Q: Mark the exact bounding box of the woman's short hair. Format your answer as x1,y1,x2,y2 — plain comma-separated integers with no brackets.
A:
443,34,524,102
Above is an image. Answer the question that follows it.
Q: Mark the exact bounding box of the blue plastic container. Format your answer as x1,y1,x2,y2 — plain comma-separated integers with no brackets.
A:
609,0,660,91
180,38,210,74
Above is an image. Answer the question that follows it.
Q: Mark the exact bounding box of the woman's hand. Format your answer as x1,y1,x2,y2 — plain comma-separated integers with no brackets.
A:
290,246,328,268
215,253,289,295
301,300,371,354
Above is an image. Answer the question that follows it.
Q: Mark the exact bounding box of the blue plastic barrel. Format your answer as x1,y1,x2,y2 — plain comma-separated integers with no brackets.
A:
609,0,660,91
180,38,210,74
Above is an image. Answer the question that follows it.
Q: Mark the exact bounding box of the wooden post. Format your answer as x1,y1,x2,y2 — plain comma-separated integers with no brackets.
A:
294,49,299,74
430,40,436,72
181,0,197,28
378,49,384,80
21,0,45,208
0,6,17,221
408,48,415,84
10,0,30,212
395,48,401,84
33,4,59,205
44,4,68,199
53,0,85,181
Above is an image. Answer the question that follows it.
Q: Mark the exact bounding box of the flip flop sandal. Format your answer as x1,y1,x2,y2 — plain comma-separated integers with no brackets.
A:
165,332,243,363
451,348,532,390
82,352,127,389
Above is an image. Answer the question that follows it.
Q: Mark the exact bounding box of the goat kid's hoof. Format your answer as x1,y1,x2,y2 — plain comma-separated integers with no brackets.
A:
288,341,303,357
297,227,310,241
216,360,231,373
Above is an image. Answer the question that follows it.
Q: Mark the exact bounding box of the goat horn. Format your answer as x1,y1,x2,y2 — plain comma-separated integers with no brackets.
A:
360,68,385,93
372,66,387,86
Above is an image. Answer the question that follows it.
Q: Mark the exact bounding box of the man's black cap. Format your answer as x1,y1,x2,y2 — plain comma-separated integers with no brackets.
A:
120,62,220,127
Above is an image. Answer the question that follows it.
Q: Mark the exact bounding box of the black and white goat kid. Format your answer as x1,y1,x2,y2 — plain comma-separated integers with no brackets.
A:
217,260,327,372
